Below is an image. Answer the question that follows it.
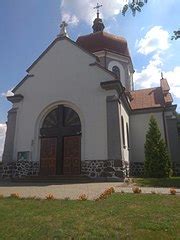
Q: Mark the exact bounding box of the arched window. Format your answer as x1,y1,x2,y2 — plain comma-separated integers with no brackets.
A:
42,108,58,128
112,66,120,79
126,123,130,149
42,106,81,129
121,116,125,148
63,107,81,127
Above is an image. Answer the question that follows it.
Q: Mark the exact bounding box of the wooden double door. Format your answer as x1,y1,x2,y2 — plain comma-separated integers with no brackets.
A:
40,105,81,176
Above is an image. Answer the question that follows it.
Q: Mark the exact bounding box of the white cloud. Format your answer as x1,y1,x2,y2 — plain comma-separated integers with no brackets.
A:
134,52,163,89
0,124,6,161
134,26,180,102
134,63,180,100
165,67,180,99
60,0,126,25
61,12,79,26
137,26,170,55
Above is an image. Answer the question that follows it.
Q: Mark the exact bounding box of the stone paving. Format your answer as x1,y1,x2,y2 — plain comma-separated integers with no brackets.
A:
0,181,179,200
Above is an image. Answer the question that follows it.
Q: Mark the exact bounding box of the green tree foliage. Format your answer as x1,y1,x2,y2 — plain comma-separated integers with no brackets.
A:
144,116,172,178
121,1,179,40
171,29,180,40
122,0,148,16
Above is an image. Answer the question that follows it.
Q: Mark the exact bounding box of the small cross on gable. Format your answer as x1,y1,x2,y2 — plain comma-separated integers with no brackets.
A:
60,21,68,29
58,21,69,38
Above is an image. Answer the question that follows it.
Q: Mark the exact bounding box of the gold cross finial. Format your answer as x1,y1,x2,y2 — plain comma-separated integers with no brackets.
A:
94,3,103,18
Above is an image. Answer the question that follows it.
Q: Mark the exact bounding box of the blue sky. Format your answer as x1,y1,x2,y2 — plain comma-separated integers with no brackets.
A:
0,0,180,158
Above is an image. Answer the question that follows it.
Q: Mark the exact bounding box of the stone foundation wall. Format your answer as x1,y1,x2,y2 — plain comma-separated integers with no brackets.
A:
2,160,179,179
2,161,39,179
130,162,144,177
2,159,128,179
130,162,180,177
81,159,128,179
173,162,180,176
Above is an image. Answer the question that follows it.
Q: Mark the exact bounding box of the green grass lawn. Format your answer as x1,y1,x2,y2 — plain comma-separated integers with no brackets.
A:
133,177,180,188
0,194,180,240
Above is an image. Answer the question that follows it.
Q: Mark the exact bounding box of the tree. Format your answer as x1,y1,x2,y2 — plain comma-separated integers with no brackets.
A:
171,29,180,40
121,1,179,40
122,0,148,17
144,116,172,178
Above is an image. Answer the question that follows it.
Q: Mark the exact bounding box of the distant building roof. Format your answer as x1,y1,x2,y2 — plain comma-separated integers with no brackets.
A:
129,78,173,110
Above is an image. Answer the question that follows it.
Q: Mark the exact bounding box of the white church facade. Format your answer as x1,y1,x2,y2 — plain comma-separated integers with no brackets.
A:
2,13,180,179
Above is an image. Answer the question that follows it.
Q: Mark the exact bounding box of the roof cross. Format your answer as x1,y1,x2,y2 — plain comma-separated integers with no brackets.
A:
94,3,103,18
161,72,164,79
58,21,69,38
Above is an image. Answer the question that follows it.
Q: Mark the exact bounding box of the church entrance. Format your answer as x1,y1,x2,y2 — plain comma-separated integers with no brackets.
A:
40,105,81,176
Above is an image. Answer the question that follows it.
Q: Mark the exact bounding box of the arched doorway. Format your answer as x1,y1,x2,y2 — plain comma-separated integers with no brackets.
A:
40,105,81,176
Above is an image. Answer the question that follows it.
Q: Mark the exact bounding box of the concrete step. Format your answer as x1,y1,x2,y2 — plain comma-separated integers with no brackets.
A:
11,175,123,183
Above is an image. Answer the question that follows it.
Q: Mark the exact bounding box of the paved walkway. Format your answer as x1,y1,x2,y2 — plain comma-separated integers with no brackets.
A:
0,182,179,200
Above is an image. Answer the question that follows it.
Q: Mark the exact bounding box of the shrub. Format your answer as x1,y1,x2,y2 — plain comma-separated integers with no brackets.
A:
151,191,156,194
45,194,55,200
170,188,176,195
132,187,141,194
96,187,115,201
64,197,70,201
78,194,88,201
10,193,20,199
0,194,4,199
144,116,172,178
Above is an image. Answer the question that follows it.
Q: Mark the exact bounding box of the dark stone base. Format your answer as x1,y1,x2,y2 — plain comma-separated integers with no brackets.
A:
2,159,129,179
130,162,144,177
81,159,128,179
130,162,180,177
173,162,180,176
2,161,39,178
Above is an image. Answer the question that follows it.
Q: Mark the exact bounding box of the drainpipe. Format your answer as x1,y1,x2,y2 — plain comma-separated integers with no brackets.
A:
162,109,170,149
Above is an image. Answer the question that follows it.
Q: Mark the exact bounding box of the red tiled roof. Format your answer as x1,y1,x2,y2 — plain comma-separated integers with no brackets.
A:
129,86,173,110
76,31,130,57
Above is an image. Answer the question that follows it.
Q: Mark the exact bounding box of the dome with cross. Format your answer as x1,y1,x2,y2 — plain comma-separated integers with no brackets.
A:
76,3,130,58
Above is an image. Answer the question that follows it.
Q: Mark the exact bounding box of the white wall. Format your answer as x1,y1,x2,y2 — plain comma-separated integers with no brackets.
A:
130,112,165,162
13,38,116,162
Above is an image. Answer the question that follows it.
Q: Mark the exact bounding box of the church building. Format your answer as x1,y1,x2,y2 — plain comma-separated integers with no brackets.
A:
2,9,180,179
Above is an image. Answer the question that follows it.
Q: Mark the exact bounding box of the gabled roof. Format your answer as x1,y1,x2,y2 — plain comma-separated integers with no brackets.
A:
13,36,118,93
129,83,173,111
130,87,165,110
27,36,99,72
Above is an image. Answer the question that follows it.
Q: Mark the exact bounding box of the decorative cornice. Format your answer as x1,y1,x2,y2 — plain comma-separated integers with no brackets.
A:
100,80,124,95
7,94,24,103
101,80,132,113
12,75,34,93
